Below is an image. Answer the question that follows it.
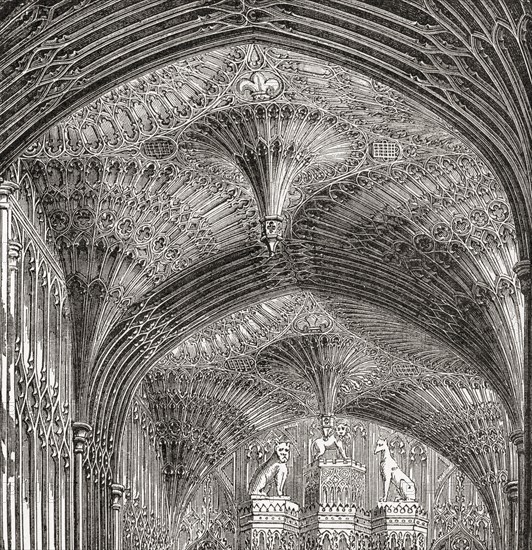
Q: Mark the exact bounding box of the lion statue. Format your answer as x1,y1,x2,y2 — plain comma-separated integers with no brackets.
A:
312,422,349,462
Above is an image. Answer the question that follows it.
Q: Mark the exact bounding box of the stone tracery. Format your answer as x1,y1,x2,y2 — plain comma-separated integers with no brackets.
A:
18,44,521,423
0,6,529,547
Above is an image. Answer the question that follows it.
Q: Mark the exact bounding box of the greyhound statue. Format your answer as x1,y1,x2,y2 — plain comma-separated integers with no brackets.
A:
374,438,416,502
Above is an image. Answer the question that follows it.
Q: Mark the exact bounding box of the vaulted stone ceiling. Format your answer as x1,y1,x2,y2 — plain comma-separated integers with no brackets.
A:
15,44,521,384
11,43,521,532
1,1,531,237
147,292,510,533
142,363,299,513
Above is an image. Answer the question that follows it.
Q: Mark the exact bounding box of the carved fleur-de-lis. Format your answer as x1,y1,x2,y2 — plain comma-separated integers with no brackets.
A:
237,72,282,101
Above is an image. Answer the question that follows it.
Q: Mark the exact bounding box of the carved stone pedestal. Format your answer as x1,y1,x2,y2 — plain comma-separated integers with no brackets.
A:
301,459,371,550
239,496,300,550
371,502,428,549
311,458,366,507
301,504,372,550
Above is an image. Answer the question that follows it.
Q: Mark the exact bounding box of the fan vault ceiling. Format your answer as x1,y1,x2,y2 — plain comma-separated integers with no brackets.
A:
7,40,522,535
149,292,510,528
2,1,531,252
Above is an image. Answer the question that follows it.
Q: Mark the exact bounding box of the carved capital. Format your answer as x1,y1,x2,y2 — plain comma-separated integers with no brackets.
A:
72,422,92,454
8,242,21,271
510,429,524,454
110,483,125,510
504,480,519,502
513,260,531,295
0,179,19,203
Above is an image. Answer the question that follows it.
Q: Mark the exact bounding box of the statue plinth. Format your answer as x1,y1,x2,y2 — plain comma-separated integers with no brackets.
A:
238,497,300,550
371,501,428,549
304,458,366,508
301,458,371,547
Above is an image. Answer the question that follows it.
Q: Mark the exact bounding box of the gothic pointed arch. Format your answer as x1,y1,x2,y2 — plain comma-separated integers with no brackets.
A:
1,6,529,548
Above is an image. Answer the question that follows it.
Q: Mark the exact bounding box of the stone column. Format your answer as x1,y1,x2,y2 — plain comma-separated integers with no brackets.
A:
510,429,524,548
72,422,92,550
514,259,531,550
111,482,125,550
6,241,20,549
504,480,519,549
0,179,18,548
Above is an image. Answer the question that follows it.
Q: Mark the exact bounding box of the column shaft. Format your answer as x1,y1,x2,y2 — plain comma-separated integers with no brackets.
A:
7,242,20,550
111,483,125,550
505,480,519,549
73,422,92,550
514,260,531,550
0,180,18,549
